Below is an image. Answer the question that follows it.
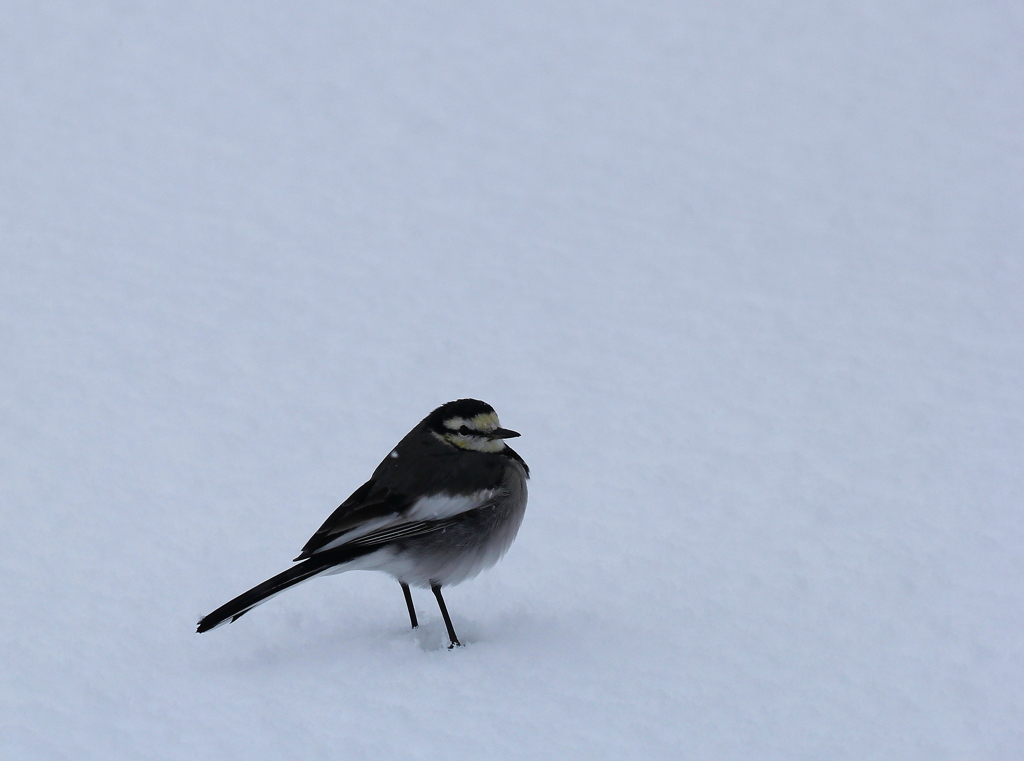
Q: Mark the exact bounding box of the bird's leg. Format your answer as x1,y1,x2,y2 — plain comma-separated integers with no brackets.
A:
400,582,418,629
431,583,461,648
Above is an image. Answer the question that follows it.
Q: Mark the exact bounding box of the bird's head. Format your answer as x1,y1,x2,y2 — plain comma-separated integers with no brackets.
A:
424,399,520,453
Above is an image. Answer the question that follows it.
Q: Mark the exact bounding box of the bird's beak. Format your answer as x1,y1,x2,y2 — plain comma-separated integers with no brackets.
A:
490,427,520,439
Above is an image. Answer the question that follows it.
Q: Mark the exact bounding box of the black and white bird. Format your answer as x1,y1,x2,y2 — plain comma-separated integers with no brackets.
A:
196,399,529,648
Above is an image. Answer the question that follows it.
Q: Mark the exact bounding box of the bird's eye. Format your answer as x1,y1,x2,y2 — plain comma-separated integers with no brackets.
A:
458,425,472,435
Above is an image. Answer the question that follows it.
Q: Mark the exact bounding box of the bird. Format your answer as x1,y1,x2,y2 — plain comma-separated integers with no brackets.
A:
196,399,529,648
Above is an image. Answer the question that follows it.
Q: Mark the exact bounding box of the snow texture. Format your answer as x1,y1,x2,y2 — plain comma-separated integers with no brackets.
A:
2,1,1022,759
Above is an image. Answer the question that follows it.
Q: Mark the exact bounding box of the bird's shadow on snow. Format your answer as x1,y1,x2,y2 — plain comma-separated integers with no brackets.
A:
198,604,556,672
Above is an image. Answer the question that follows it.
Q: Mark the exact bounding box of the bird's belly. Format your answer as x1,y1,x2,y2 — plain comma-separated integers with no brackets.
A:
386,464,528,588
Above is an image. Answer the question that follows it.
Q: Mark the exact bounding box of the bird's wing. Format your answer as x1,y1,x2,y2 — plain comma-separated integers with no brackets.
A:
294,479,412,559
295,482,502,560
347,516,464,547
404,489,499,521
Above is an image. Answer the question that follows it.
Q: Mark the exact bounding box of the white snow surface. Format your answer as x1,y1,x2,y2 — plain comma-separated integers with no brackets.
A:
2,2,1022,759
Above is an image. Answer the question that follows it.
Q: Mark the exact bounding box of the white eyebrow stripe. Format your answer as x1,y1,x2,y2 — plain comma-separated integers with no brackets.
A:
407,490,498,521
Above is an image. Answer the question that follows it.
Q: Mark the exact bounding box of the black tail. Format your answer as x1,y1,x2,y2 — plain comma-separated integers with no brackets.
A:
197,548,367,633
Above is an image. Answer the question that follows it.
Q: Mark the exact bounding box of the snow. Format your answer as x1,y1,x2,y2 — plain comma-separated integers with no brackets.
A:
2,1,1022,758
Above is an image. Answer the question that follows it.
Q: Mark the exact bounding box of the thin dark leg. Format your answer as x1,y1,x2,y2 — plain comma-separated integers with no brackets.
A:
431,583,461,648
400,582,418,629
